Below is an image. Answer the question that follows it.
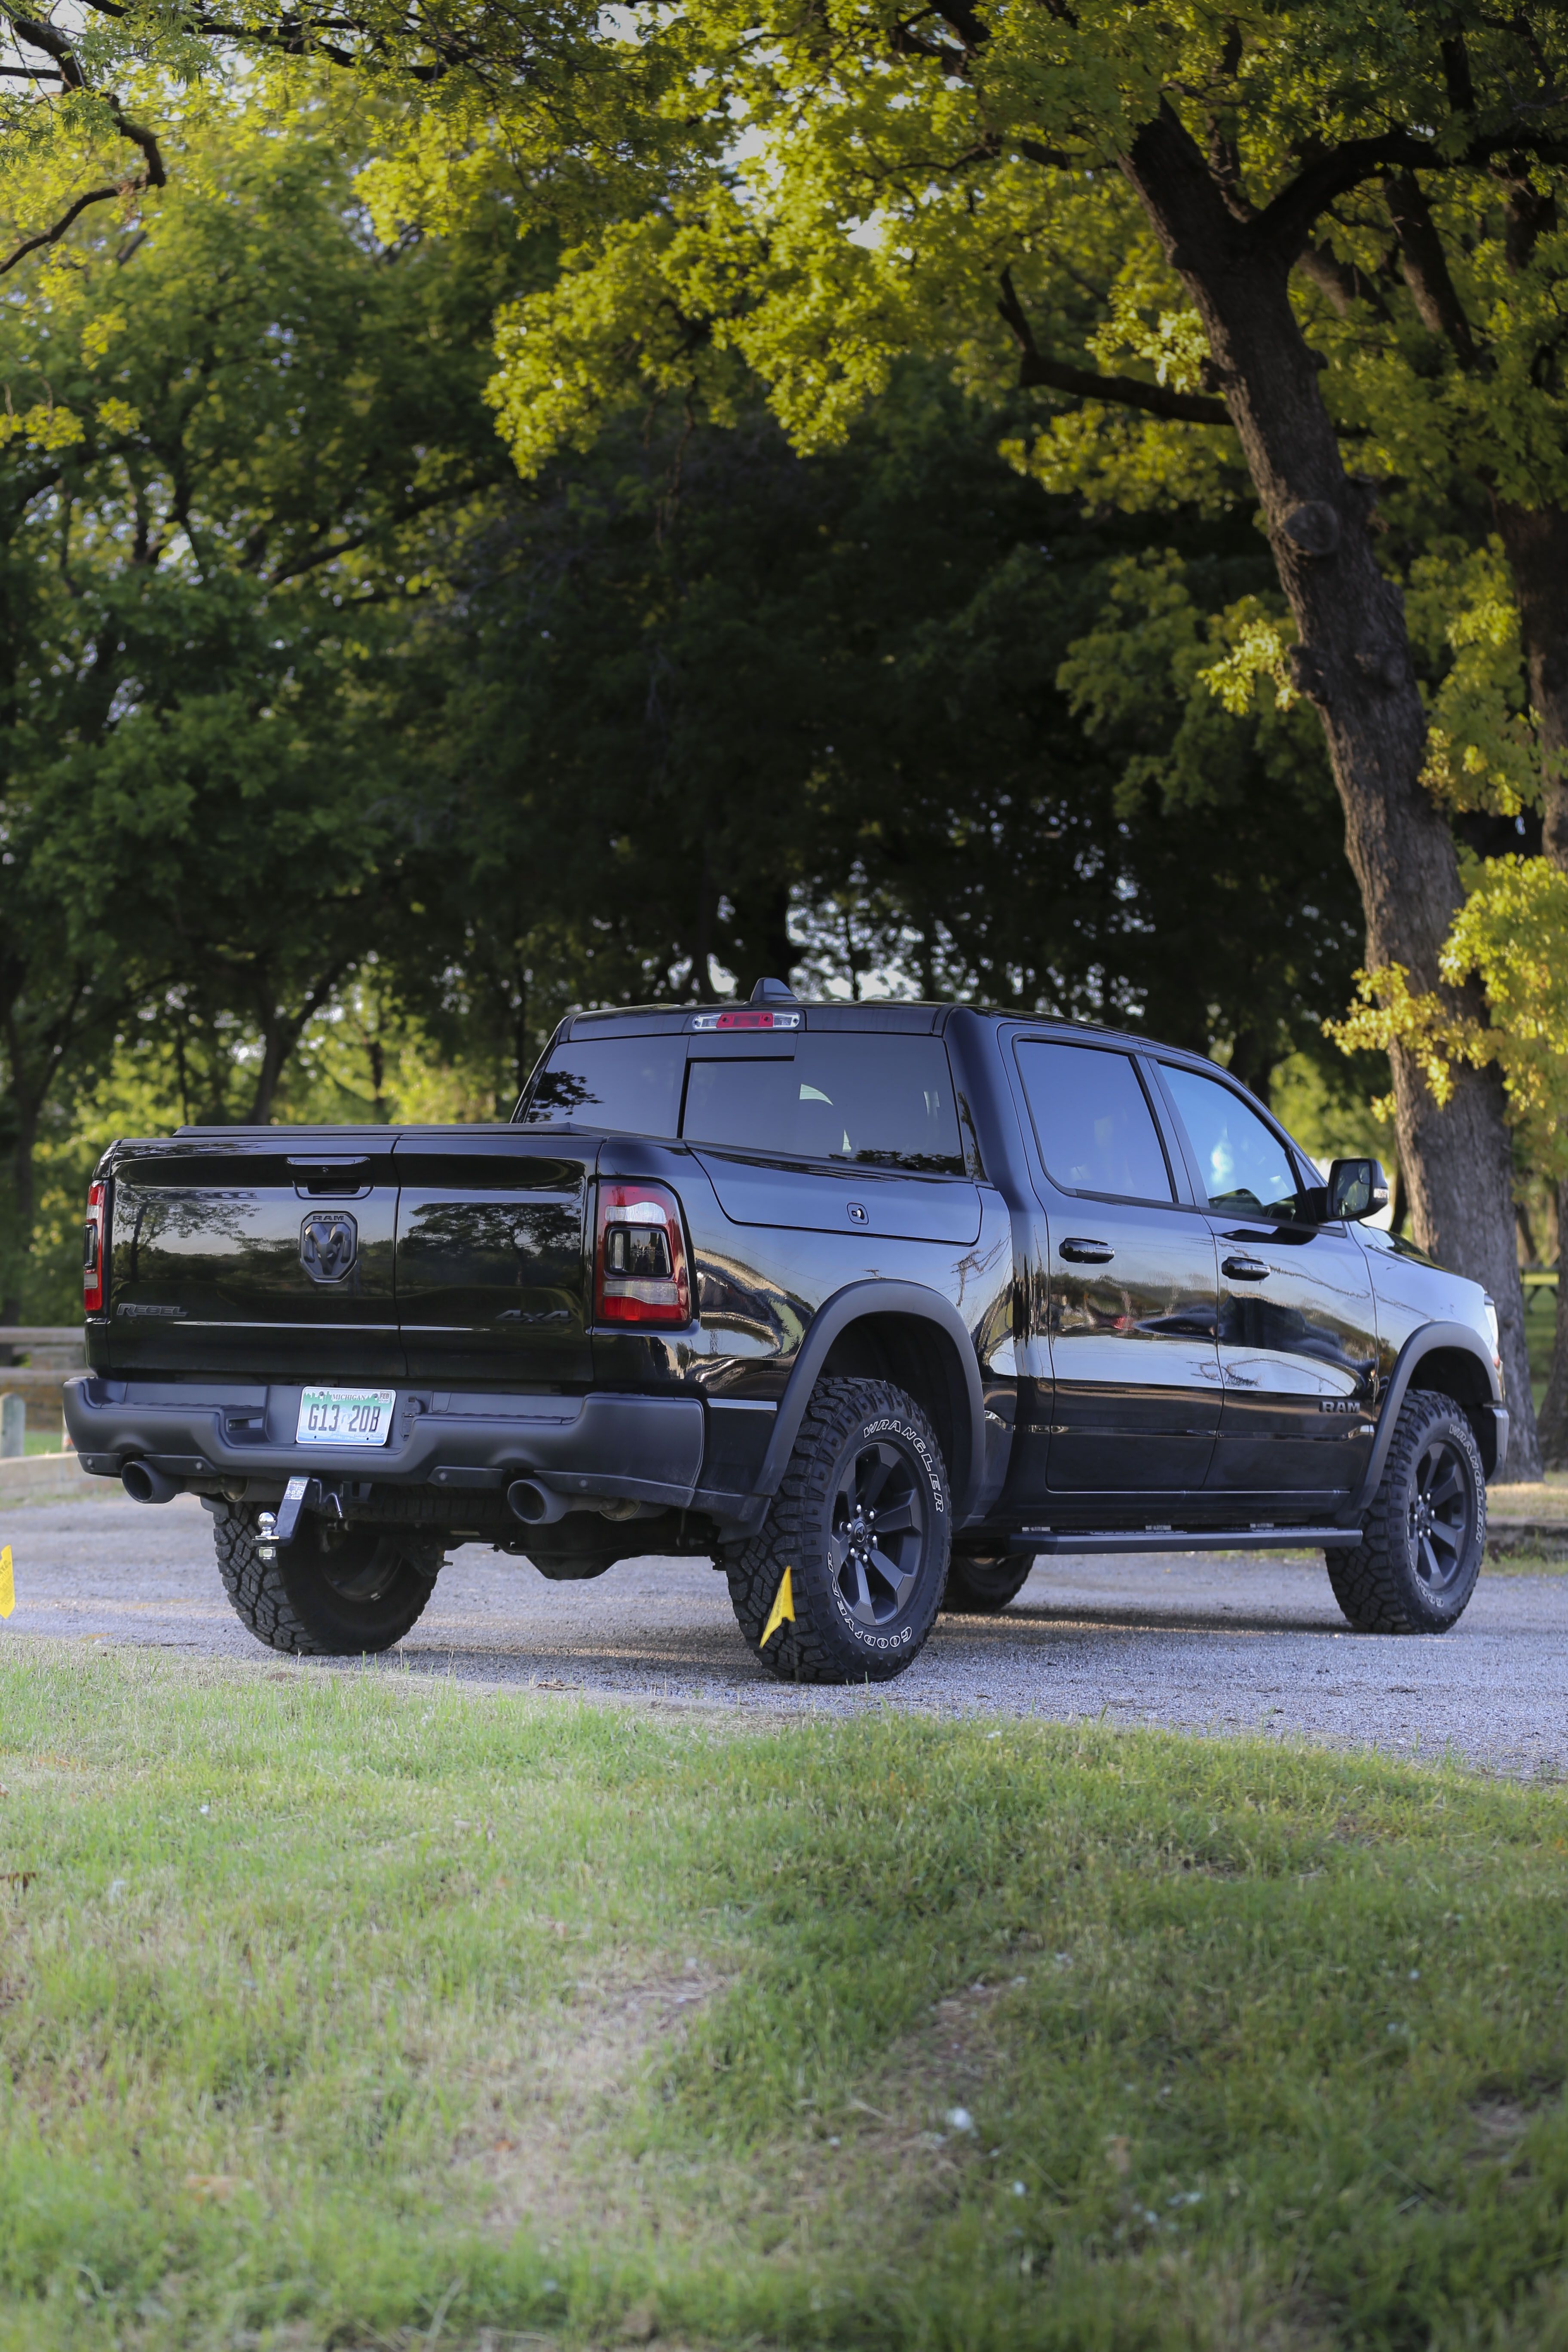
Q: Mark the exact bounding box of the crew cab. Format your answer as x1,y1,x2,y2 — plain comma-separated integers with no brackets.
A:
64,984,1507,1678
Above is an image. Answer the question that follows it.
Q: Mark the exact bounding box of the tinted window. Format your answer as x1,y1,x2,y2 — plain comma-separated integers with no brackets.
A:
1015,1041,1174,1201
682,1037,964,1172
518,1037,684,1136
1161,1064,1302,1219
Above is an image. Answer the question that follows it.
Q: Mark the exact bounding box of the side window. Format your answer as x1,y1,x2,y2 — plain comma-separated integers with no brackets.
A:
1014,1041,1175,1203
1161,1064,1302,1220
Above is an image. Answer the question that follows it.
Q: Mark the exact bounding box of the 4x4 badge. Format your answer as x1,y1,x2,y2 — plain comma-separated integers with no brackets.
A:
300,1211,358,1284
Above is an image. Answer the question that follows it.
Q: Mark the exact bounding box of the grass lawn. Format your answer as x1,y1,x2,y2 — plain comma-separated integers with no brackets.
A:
2,1651,1567,2351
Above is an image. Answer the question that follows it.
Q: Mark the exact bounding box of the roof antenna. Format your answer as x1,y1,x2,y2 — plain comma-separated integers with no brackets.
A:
749,976,799,1004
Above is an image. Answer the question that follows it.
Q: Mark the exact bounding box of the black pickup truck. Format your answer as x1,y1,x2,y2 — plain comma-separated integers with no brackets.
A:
64,983,1507,1680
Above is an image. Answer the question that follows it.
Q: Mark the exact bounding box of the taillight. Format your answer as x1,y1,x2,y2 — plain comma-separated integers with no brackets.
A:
83,1181,107,1314
594,1182,692,1327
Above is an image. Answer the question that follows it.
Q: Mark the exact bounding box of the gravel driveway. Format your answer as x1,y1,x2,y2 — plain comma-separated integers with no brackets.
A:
3,1491,1565,1779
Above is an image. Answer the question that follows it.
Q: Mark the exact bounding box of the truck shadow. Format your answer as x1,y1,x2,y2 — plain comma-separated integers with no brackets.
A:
952,1598,1353,1638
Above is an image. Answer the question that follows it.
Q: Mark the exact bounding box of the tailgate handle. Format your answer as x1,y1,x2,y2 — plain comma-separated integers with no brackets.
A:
290,1154,373,1197
1059,1237,1114,1264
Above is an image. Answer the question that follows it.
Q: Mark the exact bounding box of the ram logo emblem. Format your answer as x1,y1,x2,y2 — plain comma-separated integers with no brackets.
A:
300,1211,358,1284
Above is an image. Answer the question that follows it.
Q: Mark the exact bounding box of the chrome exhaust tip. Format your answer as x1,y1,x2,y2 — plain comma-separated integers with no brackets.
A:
506,1477,571,1526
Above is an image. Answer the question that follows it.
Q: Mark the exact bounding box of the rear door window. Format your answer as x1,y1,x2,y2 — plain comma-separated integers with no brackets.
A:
518,1037,685,1136
1015,1040,1175,1202
682,1036,964,1172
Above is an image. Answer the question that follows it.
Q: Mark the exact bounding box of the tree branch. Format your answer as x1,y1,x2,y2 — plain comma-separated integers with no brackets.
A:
1254,131,1448,259
1494,156,1557,269
9,17,165,184
997,266,1232,426
266,471,506,582
1202,131,1391,321
888,6,976,72
1256,125,1568,259
2,185,127,276
113,108,167,188
1382,170,1479,364
10,14,85,84
1010,135,1080,171
928,0,989,51
1295,238,1390,320
1441,32,1476,118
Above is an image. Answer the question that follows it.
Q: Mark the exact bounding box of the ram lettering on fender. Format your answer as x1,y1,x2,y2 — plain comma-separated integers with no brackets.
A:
722,1377,951,1685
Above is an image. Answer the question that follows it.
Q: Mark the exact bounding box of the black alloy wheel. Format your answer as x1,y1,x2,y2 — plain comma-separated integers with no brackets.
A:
315,1519,415,1605
1408,1430,1476,1599
829,1437,927,1628
1327,1387,1485,1635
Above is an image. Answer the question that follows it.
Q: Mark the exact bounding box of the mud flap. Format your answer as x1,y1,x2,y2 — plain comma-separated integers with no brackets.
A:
760,1565,795,1647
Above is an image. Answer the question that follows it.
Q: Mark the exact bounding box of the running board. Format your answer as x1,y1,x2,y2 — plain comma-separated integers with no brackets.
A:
1005,1525,1362,1555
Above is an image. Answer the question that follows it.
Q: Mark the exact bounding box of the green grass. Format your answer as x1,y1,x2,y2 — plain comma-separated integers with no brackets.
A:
2,1652,1568,2352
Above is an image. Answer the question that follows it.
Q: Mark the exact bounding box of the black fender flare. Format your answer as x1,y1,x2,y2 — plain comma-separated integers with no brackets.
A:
748,1279,988,1524
1342,1321,1504,1520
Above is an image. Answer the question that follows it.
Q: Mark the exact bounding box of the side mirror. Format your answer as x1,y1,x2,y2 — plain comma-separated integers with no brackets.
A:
1327,1157,1390,1222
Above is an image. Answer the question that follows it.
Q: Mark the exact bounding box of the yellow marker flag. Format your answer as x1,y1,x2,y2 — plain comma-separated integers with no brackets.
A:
0,1546,12,1621
760,1565,795,1647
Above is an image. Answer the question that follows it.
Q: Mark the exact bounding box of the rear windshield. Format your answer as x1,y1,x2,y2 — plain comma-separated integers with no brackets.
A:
684,1037,963,1171
520,1031,964,1171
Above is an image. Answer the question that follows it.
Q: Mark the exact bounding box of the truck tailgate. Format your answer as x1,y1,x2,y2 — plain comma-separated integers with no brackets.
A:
105,1132,400,1380
393,1130,594,1385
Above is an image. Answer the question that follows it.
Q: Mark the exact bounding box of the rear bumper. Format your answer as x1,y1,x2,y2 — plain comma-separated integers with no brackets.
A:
64,1374,718,1514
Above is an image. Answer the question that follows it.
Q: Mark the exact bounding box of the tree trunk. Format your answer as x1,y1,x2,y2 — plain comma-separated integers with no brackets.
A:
728,882,796,998
1,1088,41,1329
1538,1178,1568,1472
246,964,351,1124
1121,106,1542,1475
1495,500,1568,1467
247,1028,288,1126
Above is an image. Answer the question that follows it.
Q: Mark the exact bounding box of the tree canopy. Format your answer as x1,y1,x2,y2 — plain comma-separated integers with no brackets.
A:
2,7,1566,1455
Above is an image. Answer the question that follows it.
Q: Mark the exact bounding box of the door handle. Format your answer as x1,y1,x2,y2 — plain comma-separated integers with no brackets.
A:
1059,1237,1115,1264
1223,1255,1269,1281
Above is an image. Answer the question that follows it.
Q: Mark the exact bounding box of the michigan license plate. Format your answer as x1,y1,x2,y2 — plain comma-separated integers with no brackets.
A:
295,1387,397,1446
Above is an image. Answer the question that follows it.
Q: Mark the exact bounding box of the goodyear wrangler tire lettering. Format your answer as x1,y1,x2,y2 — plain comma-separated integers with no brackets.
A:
721,1376,950,1685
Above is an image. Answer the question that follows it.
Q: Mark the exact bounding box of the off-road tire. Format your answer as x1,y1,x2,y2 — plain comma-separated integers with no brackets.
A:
723,1377,950,1684
1327,1389,1486,1635
212,1505,444,1656
943,1550,1036,1614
